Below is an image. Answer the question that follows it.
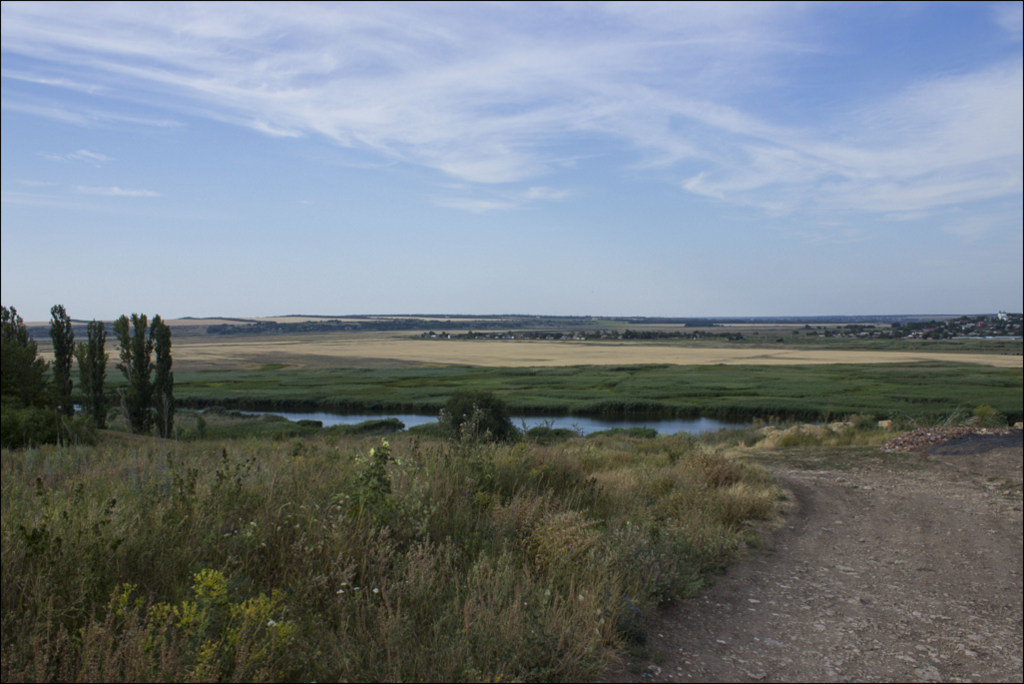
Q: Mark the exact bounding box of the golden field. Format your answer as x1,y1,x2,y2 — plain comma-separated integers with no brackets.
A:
161,333,1024,370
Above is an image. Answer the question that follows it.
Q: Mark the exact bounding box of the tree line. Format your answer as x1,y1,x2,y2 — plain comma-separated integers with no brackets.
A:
1,305,175,448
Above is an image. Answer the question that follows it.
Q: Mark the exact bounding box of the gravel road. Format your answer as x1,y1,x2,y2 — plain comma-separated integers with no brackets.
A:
607,431,1023,683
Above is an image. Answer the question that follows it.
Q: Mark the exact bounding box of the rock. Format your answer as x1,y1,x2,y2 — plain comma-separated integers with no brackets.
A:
881,426,1016,452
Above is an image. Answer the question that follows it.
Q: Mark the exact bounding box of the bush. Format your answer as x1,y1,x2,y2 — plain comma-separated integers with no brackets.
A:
848,413,878,431
0,404,96,449
439,391,518,443
1,403,59,448
972,404,1006,427
524,425,578,445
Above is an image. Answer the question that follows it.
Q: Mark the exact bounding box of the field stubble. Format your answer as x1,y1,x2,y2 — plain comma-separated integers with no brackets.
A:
162,333,1023,371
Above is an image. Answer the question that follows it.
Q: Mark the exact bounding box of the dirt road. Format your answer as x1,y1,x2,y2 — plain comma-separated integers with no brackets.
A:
608,431,1023,683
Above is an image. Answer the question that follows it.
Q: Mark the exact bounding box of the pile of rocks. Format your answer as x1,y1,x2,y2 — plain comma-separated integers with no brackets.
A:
882,426,1017,452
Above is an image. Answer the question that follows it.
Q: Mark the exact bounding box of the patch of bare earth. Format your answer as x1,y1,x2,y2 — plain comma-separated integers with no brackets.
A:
606,431,1023,683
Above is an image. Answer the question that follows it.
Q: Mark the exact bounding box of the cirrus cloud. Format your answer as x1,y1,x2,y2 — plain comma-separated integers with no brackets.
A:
74,185,159,197
2,1,1020,222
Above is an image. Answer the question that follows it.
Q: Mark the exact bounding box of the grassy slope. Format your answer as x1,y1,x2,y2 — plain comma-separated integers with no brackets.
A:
2,430,779,682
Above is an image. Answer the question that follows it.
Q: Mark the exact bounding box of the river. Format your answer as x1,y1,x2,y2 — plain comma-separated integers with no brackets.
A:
233,409,744,436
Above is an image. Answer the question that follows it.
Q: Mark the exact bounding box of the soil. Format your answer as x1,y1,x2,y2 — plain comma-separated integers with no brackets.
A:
606,430,1023,683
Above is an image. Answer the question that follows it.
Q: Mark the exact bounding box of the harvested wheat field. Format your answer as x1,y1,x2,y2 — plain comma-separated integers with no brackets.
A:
168,334,1024,370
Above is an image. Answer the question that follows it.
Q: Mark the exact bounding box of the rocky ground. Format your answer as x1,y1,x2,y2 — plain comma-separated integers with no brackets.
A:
606,430,1023,683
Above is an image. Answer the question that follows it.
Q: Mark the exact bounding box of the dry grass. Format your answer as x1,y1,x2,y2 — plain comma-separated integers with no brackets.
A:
154,334,1023,371
1,432,780,682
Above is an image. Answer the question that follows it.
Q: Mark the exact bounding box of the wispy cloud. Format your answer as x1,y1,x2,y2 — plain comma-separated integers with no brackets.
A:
941,216,1000,242
680,61,1023,217
432,197,518,214
2,97,181,128
2,68,107,94
75,185,159,197
2,2,1020,221
523,186,570,201
992,2,1023,37
434,185,571,213
42,149,114,163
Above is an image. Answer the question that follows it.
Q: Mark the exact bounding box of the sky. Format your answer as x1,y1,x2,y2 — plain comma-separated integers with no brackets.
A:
2,1,1022,321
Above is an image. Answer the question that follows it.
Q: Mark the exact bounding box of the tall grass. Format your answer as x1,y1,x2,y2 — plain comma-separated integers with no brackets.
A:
1,430,779,682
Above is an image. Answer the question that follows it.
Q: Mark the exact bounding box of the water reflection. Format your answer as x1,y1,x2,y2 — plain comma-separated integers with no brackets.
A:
233,409,743,436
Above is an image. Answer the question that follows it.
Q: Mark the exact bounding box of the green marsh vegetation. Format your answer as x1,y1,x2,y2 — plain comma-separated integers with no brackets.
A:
110,407,408,442
2,428,780,682
173,362,1023,425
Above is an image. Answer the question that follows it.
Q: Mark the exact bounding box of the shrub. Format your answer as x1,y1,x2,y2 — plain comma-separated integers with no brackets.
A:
1,403,59,448
848,413,878,431
0,405,94,448
525,425,578,445
439,391,518,443
972,404,1006,427
326,418,405,436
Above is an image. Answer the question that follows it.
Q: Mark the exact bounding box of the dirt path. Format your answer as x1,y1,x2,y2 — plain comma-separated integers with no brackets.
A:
607,432,1023,683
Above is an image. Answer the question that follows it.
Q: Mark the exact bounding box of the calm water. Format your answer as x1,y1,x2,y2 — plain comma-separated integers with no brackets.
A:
235,409,743,436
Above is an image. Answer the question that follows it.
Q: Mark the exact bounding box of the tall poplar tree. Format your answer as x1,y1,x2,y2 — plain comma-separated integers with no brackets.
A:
114,313,153,434
75,320,108,428
49,305,75,416
151,315,174,438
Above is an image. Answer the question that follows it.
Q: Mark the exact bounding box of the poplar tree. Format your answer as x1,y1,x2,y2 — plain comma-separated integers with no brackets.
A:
49,305,75,416
75,320,108,428
114,313,153,434
151,315,174,438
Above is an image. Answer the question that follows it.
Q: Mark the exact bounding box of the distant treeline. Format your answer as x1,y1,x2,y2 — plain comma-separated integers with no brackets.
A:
191,313,1021,337
26,312,1017,340
205,316,612,335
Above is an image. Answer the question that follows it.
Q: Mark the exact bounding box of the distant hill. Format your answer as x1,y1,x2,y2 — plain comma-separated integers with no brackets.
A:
26,312,1003,341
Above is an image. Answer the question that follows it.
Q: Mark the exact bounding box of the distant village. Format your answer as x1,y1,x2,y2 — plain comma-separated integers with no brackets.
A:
886,312,1021,340
421,313,1023,343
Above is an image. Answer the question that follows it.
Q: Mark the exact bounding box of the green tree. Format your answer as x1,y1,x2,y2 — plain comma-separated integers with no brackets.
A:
2,306,59,448
49,304,75,416
151,315,174,438
114,313,153,434
75,320,108,428
1,306,49,407
439,390,518,443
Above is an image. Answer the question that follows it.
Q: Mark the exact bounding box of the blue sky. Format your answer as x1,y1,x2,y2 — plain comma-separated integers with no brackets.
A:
2,1,1021,321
